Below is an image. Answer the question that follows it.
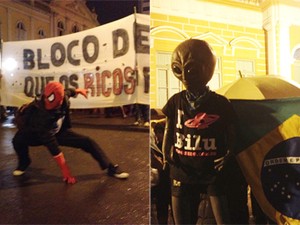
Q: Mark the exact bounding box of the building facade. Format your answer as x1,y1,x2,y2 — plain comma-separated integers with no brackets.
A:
150,0,300,109
139,0,150,14
0,0,99,42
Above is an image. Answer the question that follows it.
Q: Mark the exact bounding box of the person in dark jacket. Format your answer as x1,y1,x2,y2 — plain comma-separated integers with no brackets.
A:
151,120,172,225
162,39,237,225
12,81,129,184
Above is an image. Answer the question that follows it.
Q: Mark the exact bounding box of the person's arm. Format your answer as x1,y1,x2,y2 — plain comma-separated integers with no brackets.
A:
227,123,237,154
214,98,238,171
211,108,238,225
64,88,77,98
214,124,237,173
64,88,88,99
162,117,175,167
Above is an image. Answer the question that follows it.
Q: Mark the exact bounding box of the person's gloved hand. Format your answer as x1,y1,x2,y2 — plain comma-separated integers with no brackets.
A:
151,168,159,187
76,89,88,99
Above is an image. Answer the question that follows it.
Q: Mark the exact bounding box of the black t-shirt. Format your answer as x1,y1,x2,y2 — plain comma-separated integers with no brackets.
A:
162,90,236,184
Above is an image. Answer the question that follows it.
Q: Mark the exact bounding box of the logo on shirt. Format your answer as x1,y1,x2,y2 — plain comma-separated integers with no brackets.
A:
185,112,219,129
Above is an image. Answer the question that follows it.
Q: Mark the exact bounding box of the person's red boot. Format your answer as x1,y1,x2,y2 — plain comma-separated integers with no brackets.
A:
53,153,76,184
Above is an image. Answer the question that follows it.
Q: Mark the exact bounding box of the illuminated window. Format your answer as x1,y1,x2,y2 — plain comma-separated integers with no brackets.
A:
236,60,255,77
72,24,80,33
207,58,222,91
16,21,27,40
293,48,300,60
38,29,45,38
156,52,181,108
57,21,65,36
293,48,300,83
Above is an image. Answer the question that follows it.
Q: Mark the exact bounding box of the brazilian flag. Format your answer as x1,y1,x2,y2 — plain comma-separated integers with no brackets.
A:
232,98,300,225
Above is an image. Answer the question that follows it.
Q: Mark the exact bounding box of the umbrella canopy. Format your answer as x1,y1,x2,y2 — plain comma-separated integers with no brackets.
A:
216,76,300,100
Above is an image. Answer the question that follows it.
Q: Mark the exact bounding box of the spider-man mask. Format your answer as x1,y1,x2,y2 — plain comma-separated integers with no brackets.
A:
43,82,64,110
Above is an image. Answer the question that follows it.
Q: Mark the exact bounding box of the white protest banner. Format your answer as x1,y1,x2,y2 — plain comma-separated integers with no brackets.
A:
135,13,150,105
0,14,149,108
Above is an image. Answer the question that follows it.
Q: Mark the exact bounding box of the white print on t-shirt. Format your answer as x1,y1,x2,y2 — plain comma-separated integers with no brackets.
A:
176,109,184,129
175,132,216,151
51,116,65,134
175,109,218,153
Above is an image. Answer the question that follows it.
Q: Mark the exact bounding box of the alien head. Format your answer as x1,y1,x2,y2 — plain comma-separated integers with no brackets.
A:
43,82,64,110
171,39,216,94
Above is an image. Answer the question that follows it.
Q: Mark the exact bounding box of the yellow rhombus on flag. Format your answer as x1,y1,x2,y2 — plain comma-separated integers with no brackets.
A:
236,114,300,225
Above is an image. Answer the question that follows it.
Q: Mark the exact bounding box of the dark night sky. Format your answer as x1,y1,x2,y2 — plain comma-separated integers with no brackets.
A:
86,0,139,25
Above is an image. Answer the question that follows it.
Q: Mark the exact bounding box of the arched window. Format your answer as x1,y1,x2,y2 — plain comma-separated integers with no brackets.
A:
293,48,300,60
38,29,45,39
72,24,80,33
16,21,27,40
293,47,300,83
156,52,182,108
57,21,65,36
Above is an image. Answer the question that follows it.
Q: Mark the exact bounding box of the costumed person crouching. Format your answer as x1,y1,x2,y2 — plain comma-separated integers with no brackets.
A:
162,39,237,225
12,81,129,184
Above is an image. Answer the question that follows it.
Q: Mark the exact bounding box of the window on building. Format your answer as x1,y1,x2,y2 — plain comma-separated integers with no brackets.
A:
293,48,300,83
156,52,181,108
140,0,150,14
207,57,222,91
57,21,65,36
38,29,45,39
236,60,255,77
72,24,80,33
16,21,27,40
294,48,300,60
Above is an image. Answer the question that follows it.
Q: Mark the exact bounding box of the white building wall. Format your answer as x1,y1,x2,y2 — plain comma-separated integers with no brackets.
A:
263,2,300,79
151,0,262,29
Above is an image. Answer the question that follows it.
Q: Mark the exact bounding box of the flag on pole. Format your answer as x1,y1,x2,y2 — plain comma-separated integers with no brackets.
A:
232,98,300,225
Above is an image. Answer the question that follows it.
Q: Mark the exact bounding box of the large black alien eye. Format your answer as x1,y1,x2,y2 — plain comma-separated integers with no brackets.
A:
172,63,182,75
172,64,182,74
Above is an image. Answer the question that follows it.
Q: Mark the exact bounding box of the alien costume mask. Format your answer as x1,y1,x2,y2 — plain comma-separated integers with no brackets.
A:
171,39,216,96
43,82,64,110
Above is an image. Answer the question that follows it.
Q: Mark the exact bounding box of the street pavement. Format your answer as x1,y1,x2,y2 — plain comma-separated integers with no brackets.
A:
0,114,149,224
71,112,149,132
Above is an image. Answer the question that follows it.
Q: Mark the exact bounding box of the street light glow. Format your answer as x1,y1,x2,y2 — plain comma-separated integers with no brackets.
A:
3,57,18,71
